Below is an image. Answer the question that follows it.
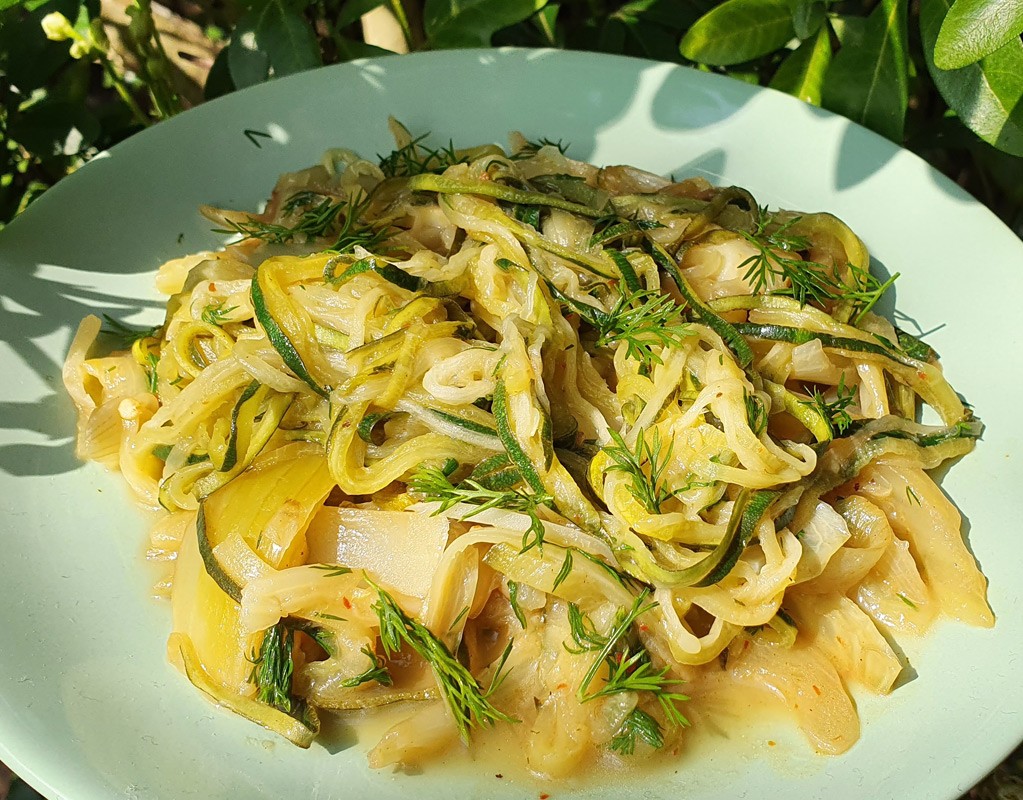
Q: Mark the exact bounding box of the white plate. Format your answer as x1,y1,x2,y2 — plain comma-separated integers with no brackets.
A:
1,49,1021,800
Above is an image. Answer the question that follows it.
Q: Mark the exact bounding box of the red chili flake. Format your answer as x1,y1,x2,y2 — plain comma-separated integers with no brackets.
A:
208,282,216,292
555,683,567,691
540,794,550,799
917,371,927,381
638,624,649,632
342,597,352,609
812,685,821,696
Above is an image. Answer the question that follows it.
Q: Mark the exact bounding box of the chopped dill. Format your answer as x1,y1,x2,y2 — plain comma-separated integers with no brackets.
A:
101,314,161,347
340,646,393,688
594,290,692,370
603,427,678,514
201,301,237,327
739,207,898,315
409,464,552,553
552,549,574,591
378,133,469,177
372,584,516,743
248,622,295,712
610,708,664,755
803,375,856,435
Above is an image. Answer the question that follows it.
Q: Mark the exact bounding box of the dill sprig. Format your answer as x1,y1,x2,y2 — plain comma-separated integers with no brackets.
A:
248,622,295,712
744,389,768,436
565,603,608,654
803,374,856,435
739,211,838,306
552,549,573,591
329,197,390,254
739,207,898,317
213,192,386,253
409,464,552,553
603,427,678,514
575,590,690,739
309,563,354,578
372,584,517,743
216,195,342,244
378,133,469,177
143,351,159,394
507,580,527,629
594,290,692,370
610,708,664,755
511,136,569,159
340,645,393,688
101,314,161,347
201,301,237,326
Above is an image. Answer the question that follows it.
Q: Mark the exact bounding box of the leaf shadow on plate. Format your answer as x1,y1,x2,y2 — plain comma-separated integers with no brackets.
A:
0,260,166,478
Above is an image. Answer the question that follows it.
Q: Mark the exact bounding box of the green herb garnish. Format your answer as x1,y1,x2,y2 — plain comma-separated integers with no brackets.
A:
409,464,552,553
603,427,678,514
594,290,692,370
610,708,665,754
340,646,393,688
372,585,516,743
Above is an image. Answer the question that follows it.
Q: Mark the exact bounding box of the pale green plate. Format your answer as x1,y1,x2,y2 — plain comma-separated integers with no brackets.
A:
0,49,1020,800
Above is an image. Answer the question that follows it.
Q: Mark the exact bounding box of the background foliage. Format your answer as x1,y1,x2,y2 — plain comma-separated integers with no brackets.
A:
0,0,1021,235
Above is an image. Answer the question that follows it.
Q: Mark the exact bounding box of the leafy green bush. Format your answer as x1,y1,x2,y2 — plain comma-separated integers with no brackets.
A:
1,0,1021,232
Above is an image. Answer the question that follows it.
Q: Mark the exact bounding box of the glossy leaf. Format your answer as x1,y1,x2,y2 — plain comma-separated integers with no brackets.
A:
534,3,559,45
679,0,794,66
921,0,1023,156
791,0,826,40
934,0,1023,70
424,0,547,48
7,98,100,158
334,36,395,60
822,0,909,142
770,26,832,105
228,0,321,89
337,0,385,29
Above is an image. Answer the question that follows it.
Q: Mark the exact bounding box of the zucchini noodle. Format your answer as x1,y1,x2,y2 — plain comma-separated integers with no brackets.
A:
64,120,992,778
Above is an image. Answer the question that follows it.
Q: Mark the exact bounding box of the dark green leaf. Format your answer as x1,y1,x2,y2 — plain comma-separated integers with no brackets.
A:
204,45,235,100
334,35,395,60
770,25,832,104
227,16,271,87
679,0,795,66
921,0,1023,156
614,0,707,29
934,0,1023,69
683,0,793,65
337,0,385,28
424,0,547,48
534,3,559,45
791,0,825,40
822,0,909,142
228,0,321,88
7,98,100,158
602,14,687,61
